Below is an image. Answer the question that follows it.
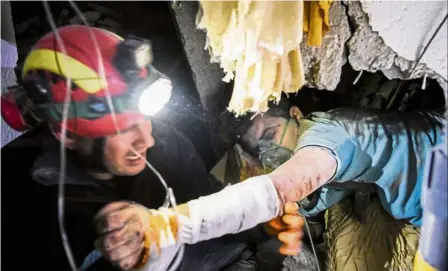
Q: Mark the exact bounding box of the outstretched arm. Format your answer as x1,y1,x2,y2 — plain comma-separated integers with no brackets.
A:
269,146,337,209
95,119,352,270
93,146,337,271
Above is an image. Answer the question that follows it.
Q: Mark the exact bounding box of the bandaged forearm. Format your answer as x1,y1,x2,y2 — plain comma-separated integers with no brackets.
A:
134,175,280,270
177,175,280,244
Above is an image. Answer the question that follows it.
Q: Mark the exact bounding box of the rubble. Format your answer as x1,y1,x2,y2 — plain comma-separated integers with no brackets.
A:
281,241,323,271
87,3,119,18
345,1,447,94
14,5,123,70
69,11,101,25
301,1,351,91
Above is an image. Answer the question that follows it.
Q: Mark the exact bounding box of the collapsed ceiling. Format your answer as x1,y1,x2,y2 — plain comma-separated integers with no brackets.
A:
171,1,448,113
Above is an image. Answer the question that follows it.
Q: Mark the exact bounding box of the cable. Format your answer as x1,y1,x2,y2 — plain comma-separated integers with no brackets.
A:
42,2,78,271
301,215,321,271
67,1,185,269
386,14,448,110
297,201,321,271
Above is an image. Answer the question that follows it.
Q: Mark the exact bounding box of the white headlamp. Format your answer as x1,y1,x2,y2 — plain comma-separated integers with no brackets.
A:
138,77,172,116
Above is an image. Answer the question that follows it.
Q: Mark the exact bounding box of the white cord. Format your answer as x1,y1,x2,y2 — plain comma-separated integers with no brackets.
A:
301,214,321,271
42,2,78,271
297,201,321,271
353,70,363,85
67,2,185,269
422,73,427,90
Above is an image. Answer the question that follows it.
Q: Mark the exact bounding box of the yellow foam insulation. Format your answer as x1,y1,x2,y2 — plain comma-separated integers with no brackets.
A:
197,1,306,116
303,1,332,46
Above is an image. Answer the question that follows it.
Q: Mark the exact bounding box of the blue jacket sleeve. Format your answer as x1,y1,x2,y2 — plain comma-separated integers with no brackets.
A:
295,113,371,183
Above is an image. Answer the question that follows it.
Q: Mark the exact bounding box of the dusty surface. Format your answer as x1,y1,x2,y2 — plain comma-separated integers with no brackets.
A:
301,1,350,91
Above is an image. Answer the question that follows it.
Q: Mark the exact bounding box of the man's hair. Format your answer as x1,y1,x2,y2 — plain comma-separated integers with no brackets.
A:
219,98,291,155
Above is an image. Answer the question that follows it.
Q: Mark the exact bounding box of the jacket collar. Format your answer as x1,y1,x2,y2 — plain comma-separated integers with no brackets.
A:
31,144,100,188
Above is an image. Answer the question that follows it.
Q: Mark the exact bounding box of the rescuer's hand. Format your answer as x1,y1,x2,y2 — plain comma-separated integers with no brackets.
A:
94,202,148,270
94,201,183,270
265,202,304,255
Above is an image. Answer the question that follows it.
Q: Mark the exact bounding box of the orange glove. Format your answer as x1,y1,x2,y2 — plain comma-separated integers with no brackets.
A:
265,201,304,255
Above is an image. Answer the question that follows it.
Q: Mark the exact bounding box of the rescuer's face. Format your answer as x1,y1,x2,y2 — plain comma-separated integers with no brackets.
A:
103,119,155,176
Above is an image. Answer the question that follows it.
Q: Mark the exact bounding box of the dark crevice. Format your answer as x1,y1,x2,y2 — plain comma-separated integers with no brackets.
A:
341,1,356,37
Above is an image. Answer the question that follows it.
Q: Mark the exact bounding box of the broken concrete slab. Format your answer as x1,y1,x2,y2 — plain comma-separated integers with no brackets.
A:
1,39,21,146
346,0,447,94
301,1,351,91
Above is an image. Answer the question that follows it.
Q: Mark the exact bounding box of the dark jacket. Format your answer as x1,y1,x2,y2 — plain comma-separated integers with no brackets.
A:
1,121,228,270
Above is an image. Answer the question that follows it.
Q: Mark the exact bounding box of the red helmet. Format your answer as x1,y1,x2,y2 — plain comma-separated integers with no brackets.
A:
1,25,172,138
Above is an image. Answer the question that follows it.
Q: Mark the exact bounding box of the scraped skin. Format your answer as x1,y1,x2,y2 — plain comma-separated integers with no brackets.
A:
268,146,337,209
241,105,337,209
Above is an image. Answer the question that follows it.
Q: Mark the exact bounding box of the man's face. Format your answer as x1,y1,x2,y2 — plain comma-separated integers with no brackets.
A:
241,111,300,157
103,119,155,176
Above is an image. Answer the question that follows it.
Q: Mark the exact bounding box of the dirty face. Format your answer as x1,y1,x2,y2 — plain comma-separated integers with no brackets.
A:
241,108,301,157
103,119,155,176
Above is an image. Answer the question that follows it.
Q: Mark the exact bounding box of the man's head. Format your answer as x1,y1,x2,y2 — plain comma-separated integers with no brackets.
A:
1,25,172,177
236,99,304,165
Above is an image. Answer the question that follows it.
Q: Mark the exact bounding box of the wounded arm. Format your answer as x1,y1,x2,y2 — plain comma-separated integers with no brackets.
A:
167,123,348,244
166,146,337,245
268,146,338,207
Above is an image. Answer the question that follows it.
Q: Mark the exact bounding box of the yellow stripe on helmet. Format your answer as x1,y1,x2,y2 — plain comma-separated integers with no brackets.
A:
22,49,108,94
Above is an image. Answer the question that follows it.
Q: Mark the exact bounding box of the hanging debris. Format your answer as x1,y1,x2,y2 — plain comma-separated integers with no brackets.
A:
301,1,350,91
197,1,311,116
345,1,447,93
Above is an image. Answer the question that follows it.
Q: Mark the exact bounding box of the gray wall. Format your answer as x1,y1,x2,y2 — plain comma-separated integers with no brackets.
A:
170,2,231,115
1,1,21,147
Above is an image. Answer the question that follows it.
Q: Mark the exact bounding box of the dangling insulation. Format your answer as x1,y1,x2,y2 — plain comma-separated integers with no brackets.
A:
303,1,332,46
197,1,306,116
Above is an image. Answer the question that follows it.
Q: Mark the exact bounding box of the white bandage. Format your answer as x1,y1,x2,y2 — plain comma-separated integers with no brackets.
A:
179,175,280,244
134,208,181,271
134,175,280,270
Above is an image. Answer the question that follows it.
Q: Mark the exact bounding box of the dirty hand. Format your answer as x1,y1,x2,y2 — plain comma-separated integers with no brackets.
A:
94,201,178,270
265,201,304,255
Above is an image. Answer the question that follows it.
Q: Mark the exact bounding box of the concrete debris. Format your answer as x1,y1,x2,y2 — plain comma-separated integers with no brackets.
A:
14,6,124,70
345,0,396,72
1,40,18,68
56,9,71,26
1,68,17,88
95,18,123,34
282,241,324,271
96,18,120,29
388,55,447,93
301,1,351,91
14,16,40,35
87,3,119,18
69,11,101,25
345,1,447,94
